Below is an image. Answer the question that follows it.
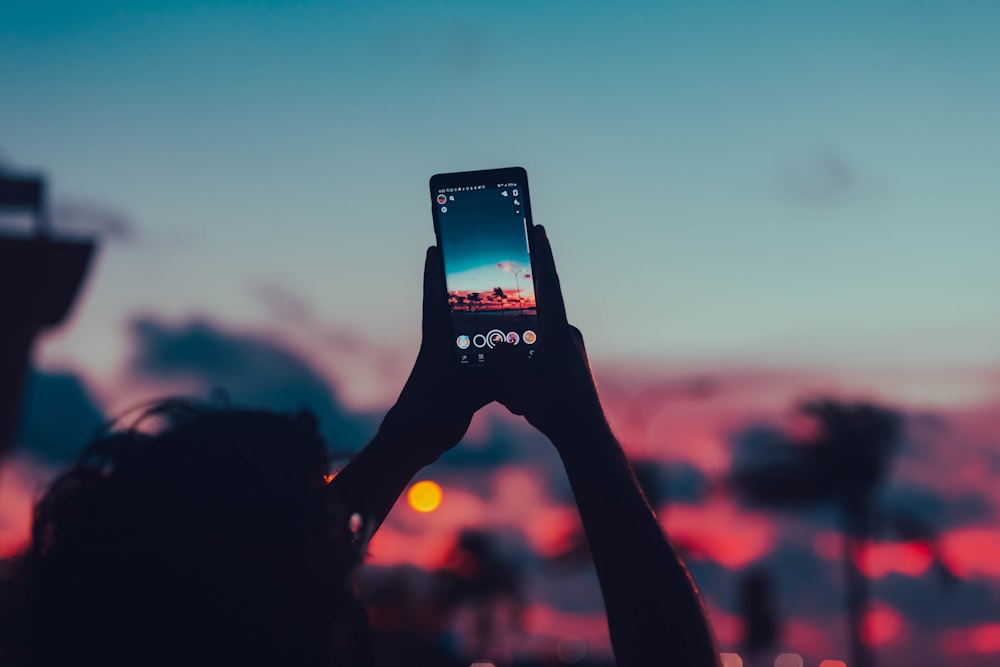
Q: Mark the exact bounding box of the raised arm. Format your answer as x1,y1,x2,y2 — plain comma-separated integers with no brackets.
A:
329,246,491,535
493,226,719,667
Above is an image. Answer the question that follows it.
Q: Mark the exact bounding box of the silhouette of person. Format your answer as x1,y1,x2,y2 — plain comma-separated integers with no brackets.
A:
0,225,719,667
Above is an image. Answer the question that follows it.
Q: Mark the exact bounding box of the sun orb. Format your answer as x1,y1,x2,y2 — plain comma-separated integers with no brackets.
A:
407,480,443,513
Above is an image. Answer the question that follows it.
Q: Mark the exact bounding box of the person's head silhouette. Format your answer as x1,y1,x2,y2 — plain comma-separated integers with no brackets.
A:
1,399,372,667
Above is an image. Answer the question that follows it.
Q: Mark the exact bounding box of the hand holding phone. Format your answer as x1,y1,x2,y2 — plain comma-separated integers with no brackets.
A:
380,245,494,463
489,225,611,446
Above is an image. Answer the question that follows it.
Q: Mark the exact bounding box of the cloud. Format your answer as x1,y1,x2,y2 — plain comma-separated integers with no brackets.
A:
252,282,313,327
51,198,137,242
127,315,376,450
0,150,136,241
778,149,877,209
247,282,409,408
378,23,485,77
441,24,484,76
16,368,105,463
882,483,995,531
763,541,844,618
438,410,552,470
250,282,368,354
28,307,999,666
879,571,1000,631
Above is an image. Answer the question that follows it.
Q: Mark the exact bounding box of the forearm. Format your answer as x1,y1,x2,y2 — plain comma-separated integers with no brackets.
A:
554,425,719,667
327,413,432,536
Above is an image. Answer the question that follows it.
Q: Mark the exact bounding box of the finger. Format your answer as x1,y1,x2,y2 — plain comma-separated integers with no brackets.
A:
422,246,449,342
530,226,571,336
461,369,497,413
489,344,529,416
569,324,588,355
568,323,597,380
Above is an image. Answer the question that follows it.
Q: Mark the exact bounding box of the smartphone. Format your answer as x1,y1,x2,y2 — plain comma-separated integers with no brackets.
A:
430,166,538,366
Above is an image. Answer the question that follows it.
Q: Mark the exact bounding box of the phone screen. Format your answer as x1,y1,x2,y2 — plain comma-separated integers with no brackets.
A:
431,168,538,366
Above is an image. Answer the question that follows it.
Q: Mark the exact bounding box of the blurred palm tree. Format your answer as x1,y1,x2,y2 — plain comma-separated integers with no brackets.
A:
492,286,507,313
432,530,524,660
728,399,955,667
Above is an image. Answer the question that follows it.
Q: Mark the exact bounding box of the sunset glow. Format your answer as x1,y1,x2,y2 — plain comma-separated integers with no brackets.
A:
4,3,1000,665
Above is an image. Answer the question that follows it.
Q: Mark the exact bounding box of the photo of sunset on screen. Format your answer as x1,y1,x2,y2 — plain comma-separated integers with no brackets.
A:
434,181,538,364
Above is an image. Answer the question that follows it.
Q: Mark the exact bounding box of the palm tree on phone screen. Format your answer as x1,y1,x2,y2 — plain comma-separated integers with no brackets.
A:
492,287,507,313
498,262,526,316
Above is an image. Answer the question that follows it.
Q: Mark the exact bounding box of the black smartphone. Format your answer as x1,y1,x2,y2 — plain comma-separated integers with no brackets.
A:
430,166,538,366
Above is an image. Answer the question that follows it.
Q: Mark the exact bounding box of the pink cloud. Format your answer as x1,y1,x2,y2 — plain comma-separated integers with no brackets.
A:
785,618,836,657
665,501,775,569
704,603,742,645
813,532,935,579
942,622,1000,656
941,528,1000,579
521,603,610,650
863,602,906,647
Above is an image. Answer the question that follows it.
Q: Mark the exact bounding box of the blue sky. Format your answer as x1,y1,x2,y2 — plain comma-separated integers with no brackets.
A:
2,0,999,380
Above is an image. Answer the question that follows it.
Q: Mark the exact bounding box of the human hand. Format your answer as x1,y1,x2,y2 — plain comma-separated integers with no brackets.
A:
379,245,494,465
491,225,610,447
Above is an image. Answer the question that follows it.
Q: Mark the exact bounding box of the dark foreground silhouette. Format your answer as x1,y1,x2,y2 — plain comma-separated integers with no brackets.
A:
0,227,719,667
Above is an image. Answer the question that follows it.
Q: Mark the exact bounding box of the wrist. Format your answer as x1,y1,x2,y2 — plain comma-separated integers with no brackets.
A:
372,406,441,469
546,413,617,455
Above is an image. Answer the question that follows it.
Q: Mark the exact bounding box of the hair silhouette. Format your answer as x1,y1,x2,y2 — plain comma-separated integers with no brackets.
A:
0,399,373,667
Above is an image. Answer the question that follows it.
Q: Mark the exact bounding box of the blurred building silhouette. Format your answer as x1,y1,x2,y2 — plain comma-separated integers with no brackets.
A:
0,173,94,459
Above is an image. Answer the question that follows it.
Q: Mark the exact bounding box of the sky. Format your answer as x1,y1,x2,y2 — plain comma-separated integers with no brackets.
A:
438,185,533,297
1,0,998,377
2,1,1000,665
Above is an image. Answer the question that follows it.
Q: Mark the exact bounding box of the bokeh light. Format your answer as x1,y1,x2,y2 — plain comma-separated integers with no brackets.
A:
407,480,443,513
720,653,744,667
775,653,804,667
555,636,587,664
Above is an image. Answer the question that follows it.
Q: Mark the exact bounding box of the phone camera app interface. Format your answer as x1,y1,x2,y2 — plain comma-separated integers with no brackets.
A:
436,183,537,365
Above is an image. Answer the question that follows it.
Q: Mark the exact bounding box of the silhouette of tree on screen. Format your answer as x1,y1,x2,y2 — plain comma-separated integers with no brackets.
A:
729,399,956,667
467,292,481,312
492,287,506,313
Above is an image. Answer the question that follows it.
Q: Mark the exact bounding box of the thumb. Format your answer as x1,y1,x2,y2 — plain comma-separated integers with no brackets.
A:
421,246,448,343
